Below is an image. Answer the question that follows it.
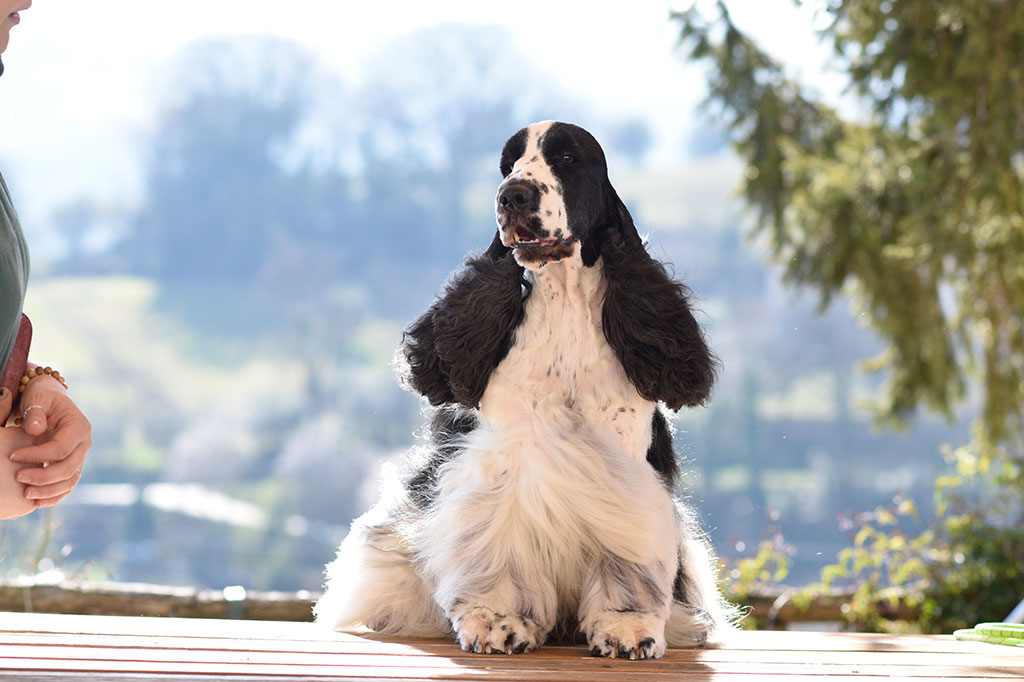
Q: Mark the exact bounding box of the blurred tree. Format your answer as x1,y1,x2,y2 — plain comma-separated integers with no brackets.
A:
675,0,1024,629
675,0,1023,462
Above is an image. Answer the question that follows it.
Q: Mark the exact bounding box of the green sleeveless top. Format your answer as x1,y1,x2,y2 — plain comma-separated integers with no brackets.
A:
0,170,30,371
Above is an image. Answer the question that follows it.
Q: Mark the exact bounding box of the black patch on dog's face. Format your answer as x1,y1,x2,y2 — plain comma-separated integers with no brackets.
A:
499,128,528,178
496,122,619,269
537,122,610,246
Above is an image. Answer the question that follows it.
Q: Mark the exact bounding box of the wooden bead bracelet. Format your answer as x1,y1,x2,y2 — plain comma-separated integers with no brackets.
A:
19,366,68,394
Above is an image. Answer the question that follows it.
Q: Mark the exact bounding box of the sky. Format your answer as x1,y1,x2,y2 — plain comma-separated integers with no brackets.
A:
0,0,835,249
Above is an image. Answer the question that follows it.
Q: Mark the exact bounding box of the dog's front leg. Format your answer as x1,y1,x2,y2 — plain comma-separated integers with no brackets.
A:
577,553,675,660
431,553,556,655
420,507,557,653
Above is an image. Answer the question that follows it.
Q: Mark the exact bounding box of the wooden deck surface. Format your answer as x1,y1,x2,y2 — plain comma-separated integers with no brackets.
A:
2,611,1022,681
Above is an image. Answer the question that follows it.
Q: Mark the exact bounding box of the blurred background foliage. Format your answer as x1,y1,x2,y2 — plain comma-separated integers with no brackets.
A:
1,3,1018,633
675,0,1023,631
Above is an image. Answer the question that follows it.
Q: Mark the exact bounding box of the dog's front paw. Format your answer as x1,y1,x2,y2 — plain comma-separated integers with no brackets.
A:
451,606,545,655
583,611,666,660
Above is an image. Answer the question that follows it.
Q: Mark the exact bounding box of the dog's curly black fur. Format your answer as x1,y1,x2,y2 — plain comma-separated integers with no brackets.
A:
599,198,718,412
401,234,528,409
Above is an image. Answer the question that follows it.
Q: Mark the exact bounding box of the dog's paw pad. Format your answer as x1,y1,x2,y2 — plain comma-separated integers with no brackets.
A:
452,606,544,654
584,611,666,660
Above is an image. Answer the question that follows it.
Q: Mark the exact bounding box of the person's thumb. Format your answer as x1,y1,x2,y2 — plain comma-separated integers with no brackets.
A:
0,387,14,425
21,402,49,436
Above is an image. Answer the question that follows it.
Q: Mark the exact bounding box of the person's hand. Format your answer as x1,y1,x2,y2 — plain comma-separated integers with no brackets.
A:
0,421,37,519
1,374,91,508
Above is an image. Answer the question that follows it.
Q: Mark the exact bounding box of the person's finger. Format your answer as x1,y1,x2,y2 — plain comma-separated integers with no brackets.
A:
9,415,90,464
34,489,74,508
23,467,82,503
16,441,87,488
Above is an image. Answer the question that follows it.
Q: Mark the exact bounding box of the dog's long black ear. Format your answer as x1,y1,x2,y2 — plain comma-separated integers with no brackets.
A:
399,231,526,408
600,195,719,411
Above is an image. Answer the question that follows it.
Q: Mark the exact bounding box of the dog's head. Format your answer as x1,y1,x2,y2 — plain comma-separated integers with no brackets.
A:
495,121,631,269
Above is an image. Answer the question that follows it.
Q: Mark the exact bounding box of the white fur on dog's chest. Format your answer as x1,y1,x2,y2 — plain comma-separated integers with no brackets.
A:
438,252,671,612
479,254,654,460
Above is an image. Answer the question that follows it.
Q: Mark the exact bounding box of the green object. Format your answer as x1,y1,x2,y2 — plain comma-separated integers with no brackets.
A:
955,623,1024,647
0,170,31,371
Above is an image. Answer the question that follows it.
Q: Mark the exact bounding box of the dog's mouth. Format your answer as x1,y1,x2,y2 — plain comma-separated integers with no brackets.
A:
509,225,575,250
511,225,558,248
506,224,576,264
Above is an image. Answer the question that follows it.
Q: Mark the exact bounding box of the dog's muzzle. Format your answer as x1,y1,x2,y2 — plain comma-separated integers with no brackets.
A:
496,180,549,243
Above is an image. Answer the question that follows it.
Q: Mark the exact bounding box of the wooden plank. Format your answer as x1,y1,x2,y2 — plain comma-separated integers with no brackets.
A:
0,676,432,682
3,632,1022,668
1,660,1021,682
4,614,1019,659
0,612,1002,654
2,659,1020,681
1,642,1021,679
723,629,1022,656
2,612,1023,682
0,675,445,682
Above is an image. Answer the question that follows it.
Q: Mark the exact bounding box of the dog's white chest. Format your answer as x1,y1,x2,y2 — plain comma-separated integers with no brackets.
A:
478,254,654,460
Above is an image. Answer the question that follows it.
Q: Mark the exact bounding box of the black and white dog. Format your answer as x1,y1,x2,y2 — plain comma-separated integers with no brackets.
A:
315,121,736,659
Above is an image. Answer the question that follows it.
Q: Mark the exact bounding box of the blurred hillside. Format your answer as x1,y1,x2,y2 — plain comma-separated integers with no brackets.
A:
1,29,969,592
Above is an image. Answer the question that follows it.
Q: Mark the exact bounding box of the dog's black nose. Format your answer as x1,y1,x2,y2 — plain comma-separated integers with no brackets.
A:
498,183,533,210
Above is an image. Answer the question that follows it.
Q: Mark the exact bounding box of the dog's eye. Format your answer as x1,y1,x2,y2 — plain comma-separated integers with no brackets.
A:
560,154,576,165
